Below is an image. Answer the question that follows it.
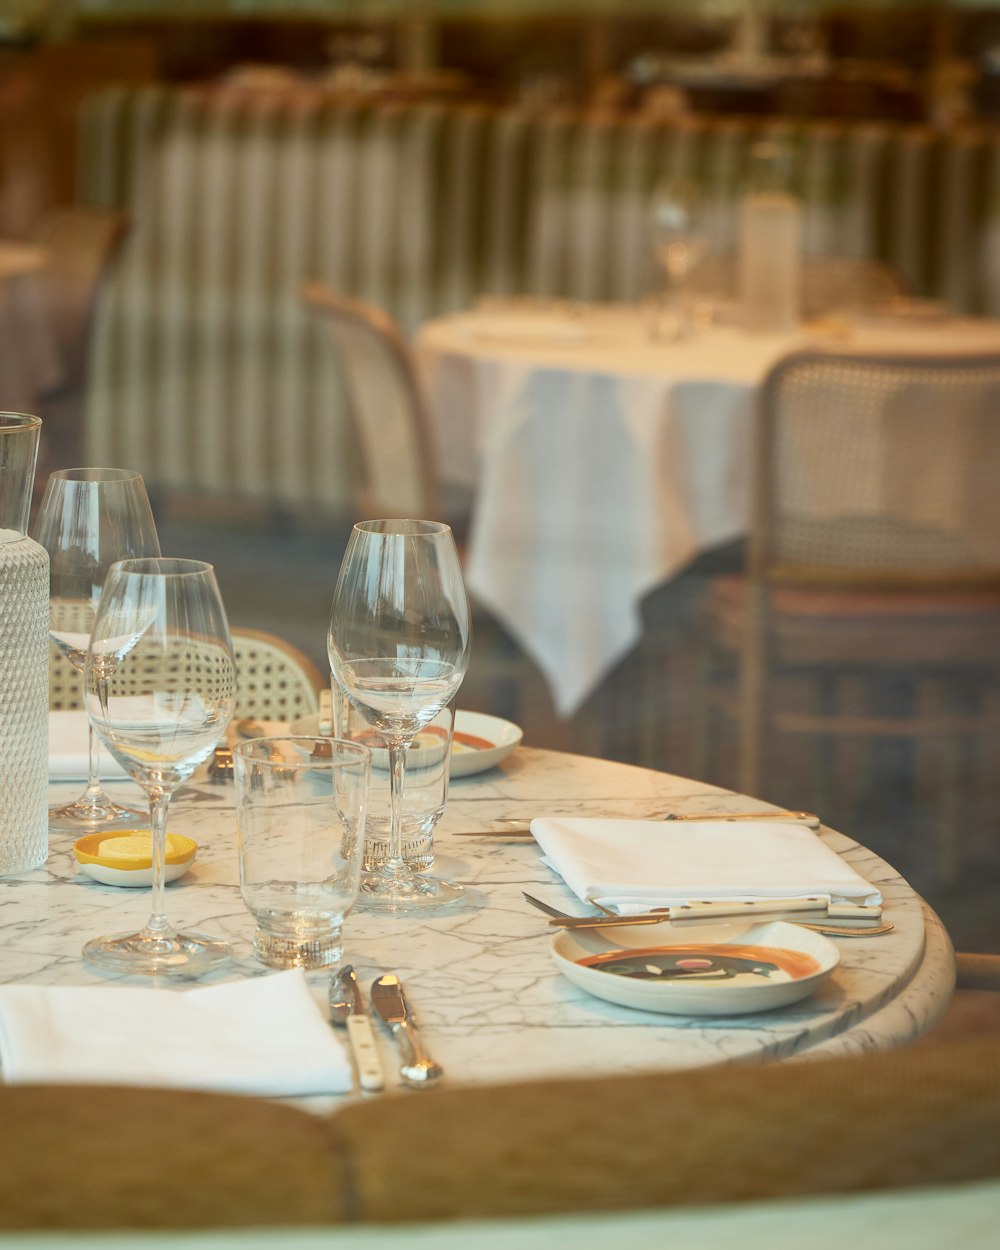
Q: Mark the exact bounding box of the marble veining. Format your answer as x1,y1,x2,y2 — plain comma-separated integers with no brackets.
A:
0,746,954,1104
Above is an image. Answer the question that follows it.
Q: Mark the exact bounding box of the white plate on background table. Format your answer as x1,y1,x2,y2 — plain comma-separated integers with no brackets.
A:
551,919,839,1017
289,709,522,779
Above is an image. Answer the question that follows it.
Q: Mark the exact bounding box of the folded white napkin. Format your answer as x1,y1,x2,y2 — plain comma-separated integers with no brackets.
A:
0,969,352,1097
530,817,882,912
49,710,127,779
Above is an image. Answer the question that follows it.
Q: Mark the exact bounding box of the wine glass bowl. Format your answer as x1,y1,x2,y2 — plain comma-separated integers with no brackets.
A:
33,468,160,831
328,519,471,913
649,176,709,341
82,558,236,977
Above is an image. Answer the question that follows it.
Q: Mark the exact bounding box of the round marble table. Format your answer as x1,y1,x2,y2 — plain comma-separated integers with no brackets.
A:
4,746,954,1097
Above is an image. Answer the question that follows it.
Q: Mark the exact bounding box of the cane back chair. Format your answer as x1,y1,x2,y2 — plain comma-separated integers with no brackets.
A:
702,348,1000,881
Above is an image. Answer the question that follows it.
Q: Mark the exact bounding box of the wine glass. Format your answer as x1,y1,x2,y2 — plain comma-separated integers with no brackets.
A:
649,175,709,341
328,519,471,913
32,468,161,832
82,558,236,977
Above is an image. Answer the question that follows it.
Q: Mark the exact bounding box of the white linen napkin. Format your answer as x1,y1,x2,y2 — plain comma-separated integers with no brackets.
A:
49,710,127,779
0,969,352,1097
529,817,882,912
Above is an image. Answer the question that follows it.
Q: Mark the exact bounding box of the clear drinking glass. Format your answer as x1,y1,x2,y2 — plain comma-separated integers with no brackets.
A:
82,558,236,977
649,176,708,342
333,689,454,873
328,519,471,913
32,468,160,831
233,736,370,969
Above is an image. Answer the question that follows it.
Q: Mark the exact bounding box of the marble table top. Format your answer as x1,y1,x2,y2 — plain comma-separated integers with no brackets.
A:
2,746,955,1103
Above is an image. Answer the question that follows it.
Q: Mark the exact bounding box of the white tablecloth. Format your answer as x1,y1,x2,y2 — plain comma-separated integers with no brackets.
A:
417,306,1000,716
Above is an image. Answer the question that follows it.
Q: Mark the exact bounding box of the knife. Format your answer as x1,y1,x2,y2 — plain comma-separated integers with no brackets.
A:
370,973,444,1087
542,896,883,930
330,965,385,1093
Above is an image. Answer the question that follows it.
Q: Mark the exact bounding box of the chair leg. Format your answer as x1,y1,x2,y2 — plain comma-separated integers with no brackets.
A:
737,588,767,797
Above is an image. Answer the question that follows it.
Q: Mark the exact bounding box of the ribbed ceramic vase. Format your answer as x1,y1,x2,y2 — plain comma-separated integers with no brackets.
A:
0,415,49,875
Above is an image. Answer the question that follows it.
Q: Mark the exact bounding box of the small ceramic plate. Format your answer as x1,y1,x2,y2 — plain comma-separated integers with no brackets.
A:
551,919,839,1017
449,711,523,778
73,831,198,888
290,709,523,779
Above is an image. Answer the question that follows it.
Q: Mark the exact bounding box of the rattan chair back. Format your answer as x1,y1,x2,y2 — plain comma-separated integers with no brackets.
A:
301,281,442,520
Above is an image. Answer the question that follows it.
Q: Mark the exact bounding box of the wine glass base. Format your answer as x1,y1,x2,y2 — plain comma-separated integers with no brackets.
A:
49,794,147,834
357,870,464,915
83,929,231,978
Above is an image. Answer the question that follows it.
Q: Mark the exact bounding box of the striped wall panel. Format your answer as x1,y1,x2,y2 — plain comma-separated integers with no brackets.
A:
78,89,1000,510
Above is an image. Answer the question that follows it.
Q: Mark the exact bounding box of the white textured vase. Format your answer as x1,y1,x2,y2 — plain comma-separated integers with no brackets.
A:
0,528,49,875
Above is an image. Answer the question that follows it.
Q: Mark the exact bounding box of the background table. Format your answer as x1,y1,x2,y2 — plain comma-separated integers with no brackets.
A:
1,746,954,1101
418,307,1000,715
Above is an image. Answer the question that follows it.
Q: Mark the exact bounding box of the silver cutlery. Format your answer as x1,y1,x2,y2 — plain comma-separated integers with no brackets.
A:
457,810,822,838
371,973,443,1087
329,965,385,1093
522,891,891,936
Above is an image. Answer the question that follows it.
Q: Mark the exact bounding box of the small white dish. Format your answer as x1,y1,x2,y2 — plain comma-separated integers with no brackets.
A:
290,709,523,779
449,710,523,778
73,831,198,888
551,919,839,1017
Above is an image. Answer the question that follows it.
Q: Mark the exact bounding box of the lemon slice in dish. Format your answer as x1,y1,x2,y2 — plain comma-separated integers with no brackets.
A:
73,830,198,888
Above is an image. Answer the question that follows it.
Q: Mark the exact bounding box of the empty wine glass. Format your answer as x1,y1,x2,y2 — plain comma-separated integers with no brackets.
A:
328,519,471,913
82,558,236,977
32,468,161,832
649,175,709,341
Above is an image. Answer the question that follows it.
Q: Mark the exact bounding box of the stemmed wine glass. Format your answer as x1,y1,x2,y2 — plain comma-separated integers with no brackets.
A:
32,468,161,831
328,519,471,913
82,558,236,977
649,175,709,341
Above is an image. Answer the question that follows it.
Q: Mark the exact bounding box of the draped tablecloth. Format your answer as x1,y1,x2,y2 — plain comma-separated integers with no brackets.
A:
417,307,1000,716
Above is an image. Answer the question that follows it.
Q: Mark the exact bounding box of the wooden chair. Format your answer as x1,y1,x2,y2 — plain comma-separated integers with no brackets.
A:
301,281,444,521
27,204,129,475
49,626,323,723
700,348,1000,882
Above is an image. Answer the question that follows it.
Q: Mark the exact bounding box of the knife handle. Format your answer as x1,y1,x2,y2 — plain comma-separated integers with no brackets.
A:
346,1014,385,1092
391,1018,444,1086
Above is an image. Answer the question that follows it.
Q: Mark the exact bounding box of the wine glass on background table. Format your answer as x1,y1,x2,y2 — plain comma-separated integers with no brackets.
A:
328,519,471,913
83,558,236,977
32,468,160,831
649,175,709,341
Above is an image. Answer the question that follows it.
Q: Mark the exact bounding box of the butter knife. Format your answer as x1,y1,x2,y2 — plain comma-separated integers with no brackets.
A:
371,973,443,1087
534,895,883,929
330,965,385,1093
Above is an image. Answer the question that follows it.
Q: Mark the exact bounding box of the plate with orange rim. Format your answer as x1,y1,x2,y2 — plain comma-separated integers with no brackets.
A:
551,919,839,1016
449,710,523,778
73,830,198,888
289,709,522,778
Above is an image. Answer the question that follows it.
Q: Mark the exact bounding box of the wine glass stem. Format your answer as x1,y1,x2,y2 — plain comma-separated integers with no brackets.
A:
83,721,105,804
386,739,410,873
145,786,172,936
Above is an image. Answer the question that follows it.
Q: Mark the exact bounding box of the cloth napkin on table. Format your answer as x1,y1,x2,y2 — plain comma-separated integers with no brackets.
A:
49,710,127,779
529,817,882,913
0,969,352,1097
